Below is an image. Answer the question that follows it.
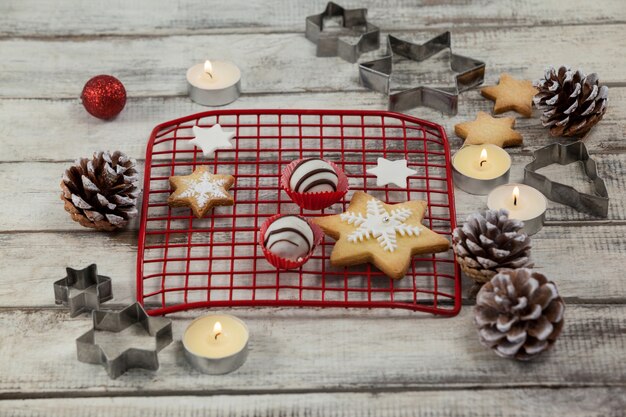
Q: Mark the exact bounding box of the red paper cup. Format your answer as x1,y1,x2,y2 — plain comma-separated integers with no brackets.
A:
281,159,348,210
259,214,324,270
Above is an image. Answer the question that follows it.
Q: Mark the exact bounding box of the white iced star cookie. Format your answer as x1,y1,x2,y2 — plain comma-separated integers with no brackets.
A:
366,158,417,188
189,124,236,157
168,166,235,218
312,192,450,279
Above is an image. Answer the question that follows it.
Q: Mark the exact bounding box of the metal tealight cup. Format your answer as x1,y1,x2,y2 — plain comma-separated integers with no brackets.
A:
182,315,249,375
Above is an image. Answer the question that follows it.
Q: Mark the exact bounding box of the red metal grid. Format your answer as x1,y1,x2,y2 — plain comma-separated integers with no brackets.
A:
136,109,461,316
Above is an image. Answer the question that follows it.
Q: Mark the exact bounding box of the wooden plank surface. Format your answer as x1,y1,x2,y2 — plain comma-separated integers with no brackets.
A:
1,152,623,235
1,0,624,414
3,0,626,36
2,25,626,100
1,86,624,164
1,223,624,308
3,388,626,417
0,305,624,396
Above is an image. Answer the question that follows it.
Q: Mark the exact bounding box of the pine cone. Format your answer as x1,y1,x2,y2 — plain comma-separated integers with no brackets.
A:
475,268,565,360
61,151,139,231
534,66,609,137
452,209,533,285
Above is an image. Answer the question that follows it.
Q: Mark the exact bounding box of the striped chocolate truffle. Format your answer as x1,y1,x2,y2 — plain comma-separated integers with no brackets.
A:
289,158,338,193
263,215,314,261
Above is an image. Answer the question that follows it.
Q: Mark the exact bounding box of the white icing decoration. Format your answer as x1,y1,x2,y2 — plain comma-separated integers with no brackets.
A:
340,199,421,252
178,172,228,209
189,124,235,157
366,157,417,188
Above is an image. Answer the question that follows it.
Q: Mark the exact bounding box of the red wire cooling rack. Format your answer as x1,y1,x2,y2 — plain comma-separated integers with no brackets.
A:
137,109,460,316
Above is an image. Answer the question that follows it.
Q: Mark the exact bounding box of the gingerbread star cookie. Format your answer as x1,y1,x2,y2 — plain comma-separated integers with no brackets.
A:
454,111,523,147
168,166,234,218
481,73,538,117
312,192,450,279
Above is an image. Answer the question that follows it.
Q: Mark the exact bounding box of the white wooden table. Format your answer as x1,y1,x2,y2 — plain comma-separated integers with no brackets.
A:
1,1,625,415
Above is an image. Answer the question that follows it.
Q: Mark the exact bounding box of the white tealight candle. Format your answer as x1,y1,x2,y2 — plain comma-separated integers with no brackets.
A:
487,183,548,235
183,314,249,374
452,144,511,195
186,60,241,106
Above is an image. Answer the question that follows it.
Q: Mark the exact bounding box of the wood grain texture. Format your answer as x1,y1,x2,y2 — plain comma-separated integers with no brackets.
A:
0,305,624,396
1,223,624,308
1,151,623,234
2,25,626,100
1,86,624,163
2,388,626,417
1,0,625,412
3,0,626,36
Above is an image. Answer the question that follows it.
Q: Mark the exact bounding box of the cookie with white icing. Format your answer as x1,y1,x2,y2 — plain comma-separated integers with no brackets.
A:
312,192,450,279
263,215,314,261
168,166,235,218
289,158,339,193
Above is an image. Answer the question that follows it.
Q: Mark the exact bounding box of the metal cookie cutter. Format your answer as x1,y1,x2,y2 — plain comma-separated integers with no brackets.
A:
359,32,485,115
524,141,609,218
76,303,173,379
305,2,380,63
54,264,113,317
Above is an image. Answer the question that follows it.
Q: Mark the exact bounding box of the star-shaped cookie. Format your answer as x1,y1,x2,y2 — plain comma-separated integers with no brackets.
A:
168,166,235,218
481,73,538,117
454,111,523,147
366,158,417,188
312,192,450,279
189,124,235,157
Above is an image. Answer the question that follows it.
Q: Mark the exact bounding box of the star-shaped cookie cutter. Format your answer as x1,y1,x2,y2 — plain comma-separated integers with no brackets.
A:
76,303,173,379
305,2,380,63
53,264,113,317
359,32,485,115
524,141,609,218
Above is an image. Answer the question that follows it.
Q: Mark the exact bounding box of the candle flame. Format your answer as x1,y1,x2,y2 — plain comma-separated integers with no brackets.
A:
204,60,213,78
479,148,488,167
513,186,520,206
213,321,222,340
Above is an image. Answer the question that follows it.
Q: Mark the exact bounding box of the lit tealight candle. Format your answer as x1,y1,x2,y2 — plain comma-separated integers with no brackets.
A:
452,144,511,195
487,183,548,235
183,314,249,374
186,59,241,106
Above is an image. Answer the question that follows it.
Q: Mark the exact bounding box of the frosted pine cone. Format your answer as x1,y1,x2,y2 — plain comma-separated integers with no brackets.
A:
453,210,533,285
61,151,139,231
534,66,608,137
475,268,565,360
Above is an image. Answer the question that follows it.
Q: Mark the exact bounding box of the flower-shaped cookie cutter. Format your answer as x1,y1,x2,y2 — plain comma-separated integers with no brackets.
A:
523,141,609,217
76,303,173,379
359,32,485,115
305,1,380,63
53,264,113,317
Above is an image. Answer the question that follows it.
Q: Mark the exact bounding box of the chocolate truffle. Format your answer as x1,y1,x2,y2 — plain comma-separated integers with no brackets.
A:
289,158,338,193
263,215,314,261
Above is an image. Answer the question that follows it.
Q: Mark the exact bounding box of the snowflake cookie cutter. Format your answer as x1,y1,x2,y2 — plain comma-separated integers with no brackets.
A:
524,141,609,218
76,303,173,379
305,1,380,63
358,32,485,115
53,264,113,317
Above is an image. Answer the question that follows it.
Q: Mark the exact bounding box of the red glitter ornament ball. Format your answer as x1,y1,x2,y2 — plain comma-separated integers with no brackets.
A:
80,75,127,120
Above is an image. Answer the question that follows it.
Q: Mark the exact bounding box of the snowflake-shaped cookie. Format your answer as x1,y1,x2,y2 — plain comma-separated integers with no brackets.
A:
313,192,450,279
168,166,235,218
341,199,421,252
